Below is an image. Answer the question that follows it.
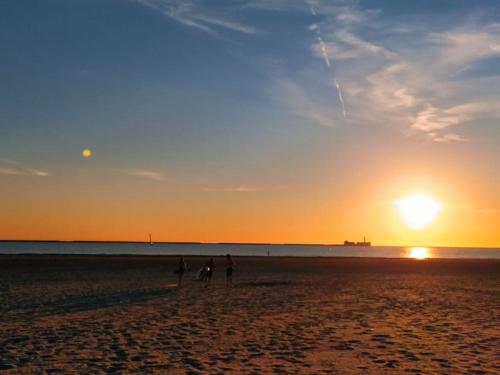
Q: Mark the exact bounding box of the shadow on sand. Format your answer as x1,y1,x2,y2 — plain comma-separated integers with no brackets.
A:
4,287,176,320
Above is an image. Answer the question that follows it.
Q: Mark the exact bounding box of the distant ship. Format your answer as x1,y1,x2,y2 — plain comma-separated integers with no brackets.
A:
148,233,154,246
343,237,371,246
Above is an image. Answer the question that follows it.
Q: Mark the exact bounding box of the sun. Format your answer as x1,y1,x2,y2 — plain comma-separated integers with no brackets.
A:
395,193,441,230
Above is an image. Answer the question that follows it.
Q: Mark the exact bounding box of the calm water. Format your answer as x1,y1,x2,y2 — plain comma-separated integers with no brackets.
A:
0,242,499,259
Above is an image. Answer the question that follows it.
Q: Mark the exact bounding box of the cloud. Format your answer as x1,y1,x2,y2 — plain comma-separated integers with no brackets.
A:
194,14,260,34
203,185,261,192
315,30,393,61
308,6,347,119
0,167,23,176
410,101,500,142
135,0,500,142
434,26,500,68
427,132,466,143
270,75,341,127
412,105,465,132
240,0,306,13
126,169,166,181
267,1,500,142
334,79,346,118
25,168,50,177
136,0,260,35
0,159,49,177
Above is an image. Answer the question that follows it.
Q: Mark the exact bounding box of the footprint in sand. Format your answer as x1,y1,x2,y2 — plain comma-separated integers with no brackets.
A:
331,341,354,351
181,357,205,371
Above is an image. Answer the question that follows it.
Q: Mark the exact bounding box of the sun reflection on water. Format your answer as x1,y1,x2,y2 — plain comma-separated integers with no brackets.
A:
407,247,431,260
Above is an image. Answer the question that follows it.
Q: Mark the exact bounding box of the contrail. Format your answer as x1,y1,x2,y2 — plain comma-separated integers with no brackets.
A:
309,6,347,118
334,79,347,118
317,34,331,67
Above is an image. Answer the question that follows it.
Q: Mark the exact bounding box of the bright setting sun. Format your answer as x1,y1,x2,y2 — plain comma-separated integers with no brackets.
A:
395,193,442,230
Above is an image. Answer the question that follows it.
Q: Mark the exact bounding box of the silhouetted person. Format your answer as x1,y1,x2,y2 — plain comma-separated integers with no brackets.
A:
225,254,234,287
174,256,188,287
205,258,215,288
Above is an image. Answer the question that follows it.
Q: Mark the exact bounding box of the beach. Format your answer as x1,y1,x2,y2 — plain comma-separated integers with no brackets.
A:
0,255,499,374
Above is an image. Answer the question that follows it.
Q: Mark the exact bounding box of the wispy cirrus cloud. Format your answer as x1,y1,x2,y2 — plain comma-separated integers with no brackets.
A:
0,159,49,177
410,101,500,142
270,75,341,127
136,0,260,35
316,30,394,61
134,0,499,142
240,0,305,13
126,168,166,181
434,26,500,67
263,0,500,142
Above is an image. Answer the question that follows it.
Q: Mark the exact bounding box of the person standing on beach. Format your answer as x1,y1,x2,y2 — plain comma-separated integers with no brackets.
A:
174,256,188,287
225,254,234,287
205,258,215,288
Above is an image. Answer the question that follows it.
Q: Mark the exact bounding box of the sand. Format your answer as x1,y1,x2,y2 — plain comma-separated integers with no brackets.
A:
0,255,499,374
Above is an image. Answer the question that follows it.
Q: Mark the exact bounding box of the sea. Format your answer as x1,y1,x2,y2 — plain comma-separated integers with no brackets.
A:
0,242,499,259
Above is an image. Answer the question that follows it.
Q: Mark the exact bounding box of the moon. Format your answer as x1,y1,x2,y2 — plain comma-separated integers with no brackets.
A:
395,193,441,230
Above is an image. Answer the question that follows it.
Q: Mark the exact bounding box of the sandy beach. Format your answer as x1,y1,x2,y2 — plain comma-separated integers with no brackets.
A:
0,255,498,374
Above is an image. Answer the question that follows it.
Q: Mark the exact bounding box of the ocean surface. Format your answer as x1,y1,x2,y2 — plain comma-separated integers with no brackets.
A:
0,242,499,259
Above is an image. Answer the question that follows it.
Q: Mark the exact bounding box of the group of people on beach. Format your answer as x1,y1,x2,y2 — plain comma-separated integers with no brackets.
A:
174,254,234,288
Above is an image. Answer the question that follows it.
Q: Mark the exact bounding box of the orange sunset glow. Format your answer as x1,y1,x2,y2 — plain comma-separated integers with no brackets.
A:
1,168,498,247
1,0,498,249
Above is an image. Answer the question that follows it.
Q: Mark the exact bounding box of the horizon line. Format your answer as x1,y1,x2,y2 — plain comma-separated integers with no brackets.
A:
0,239,499,249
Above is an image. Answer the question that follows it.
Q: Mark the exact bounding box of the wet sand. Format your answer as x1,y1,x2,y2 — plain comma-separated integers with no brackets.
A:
0,255,499,374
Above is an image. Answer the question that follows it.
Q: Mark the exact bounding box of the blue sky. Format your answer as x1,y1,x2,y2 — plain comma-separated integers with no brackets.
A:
1,0,499,244
2,1,499,156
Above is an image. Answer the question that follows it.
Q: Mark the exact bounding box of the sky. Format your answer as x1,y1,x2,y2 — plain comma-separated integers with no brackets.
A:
1,0,499,247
